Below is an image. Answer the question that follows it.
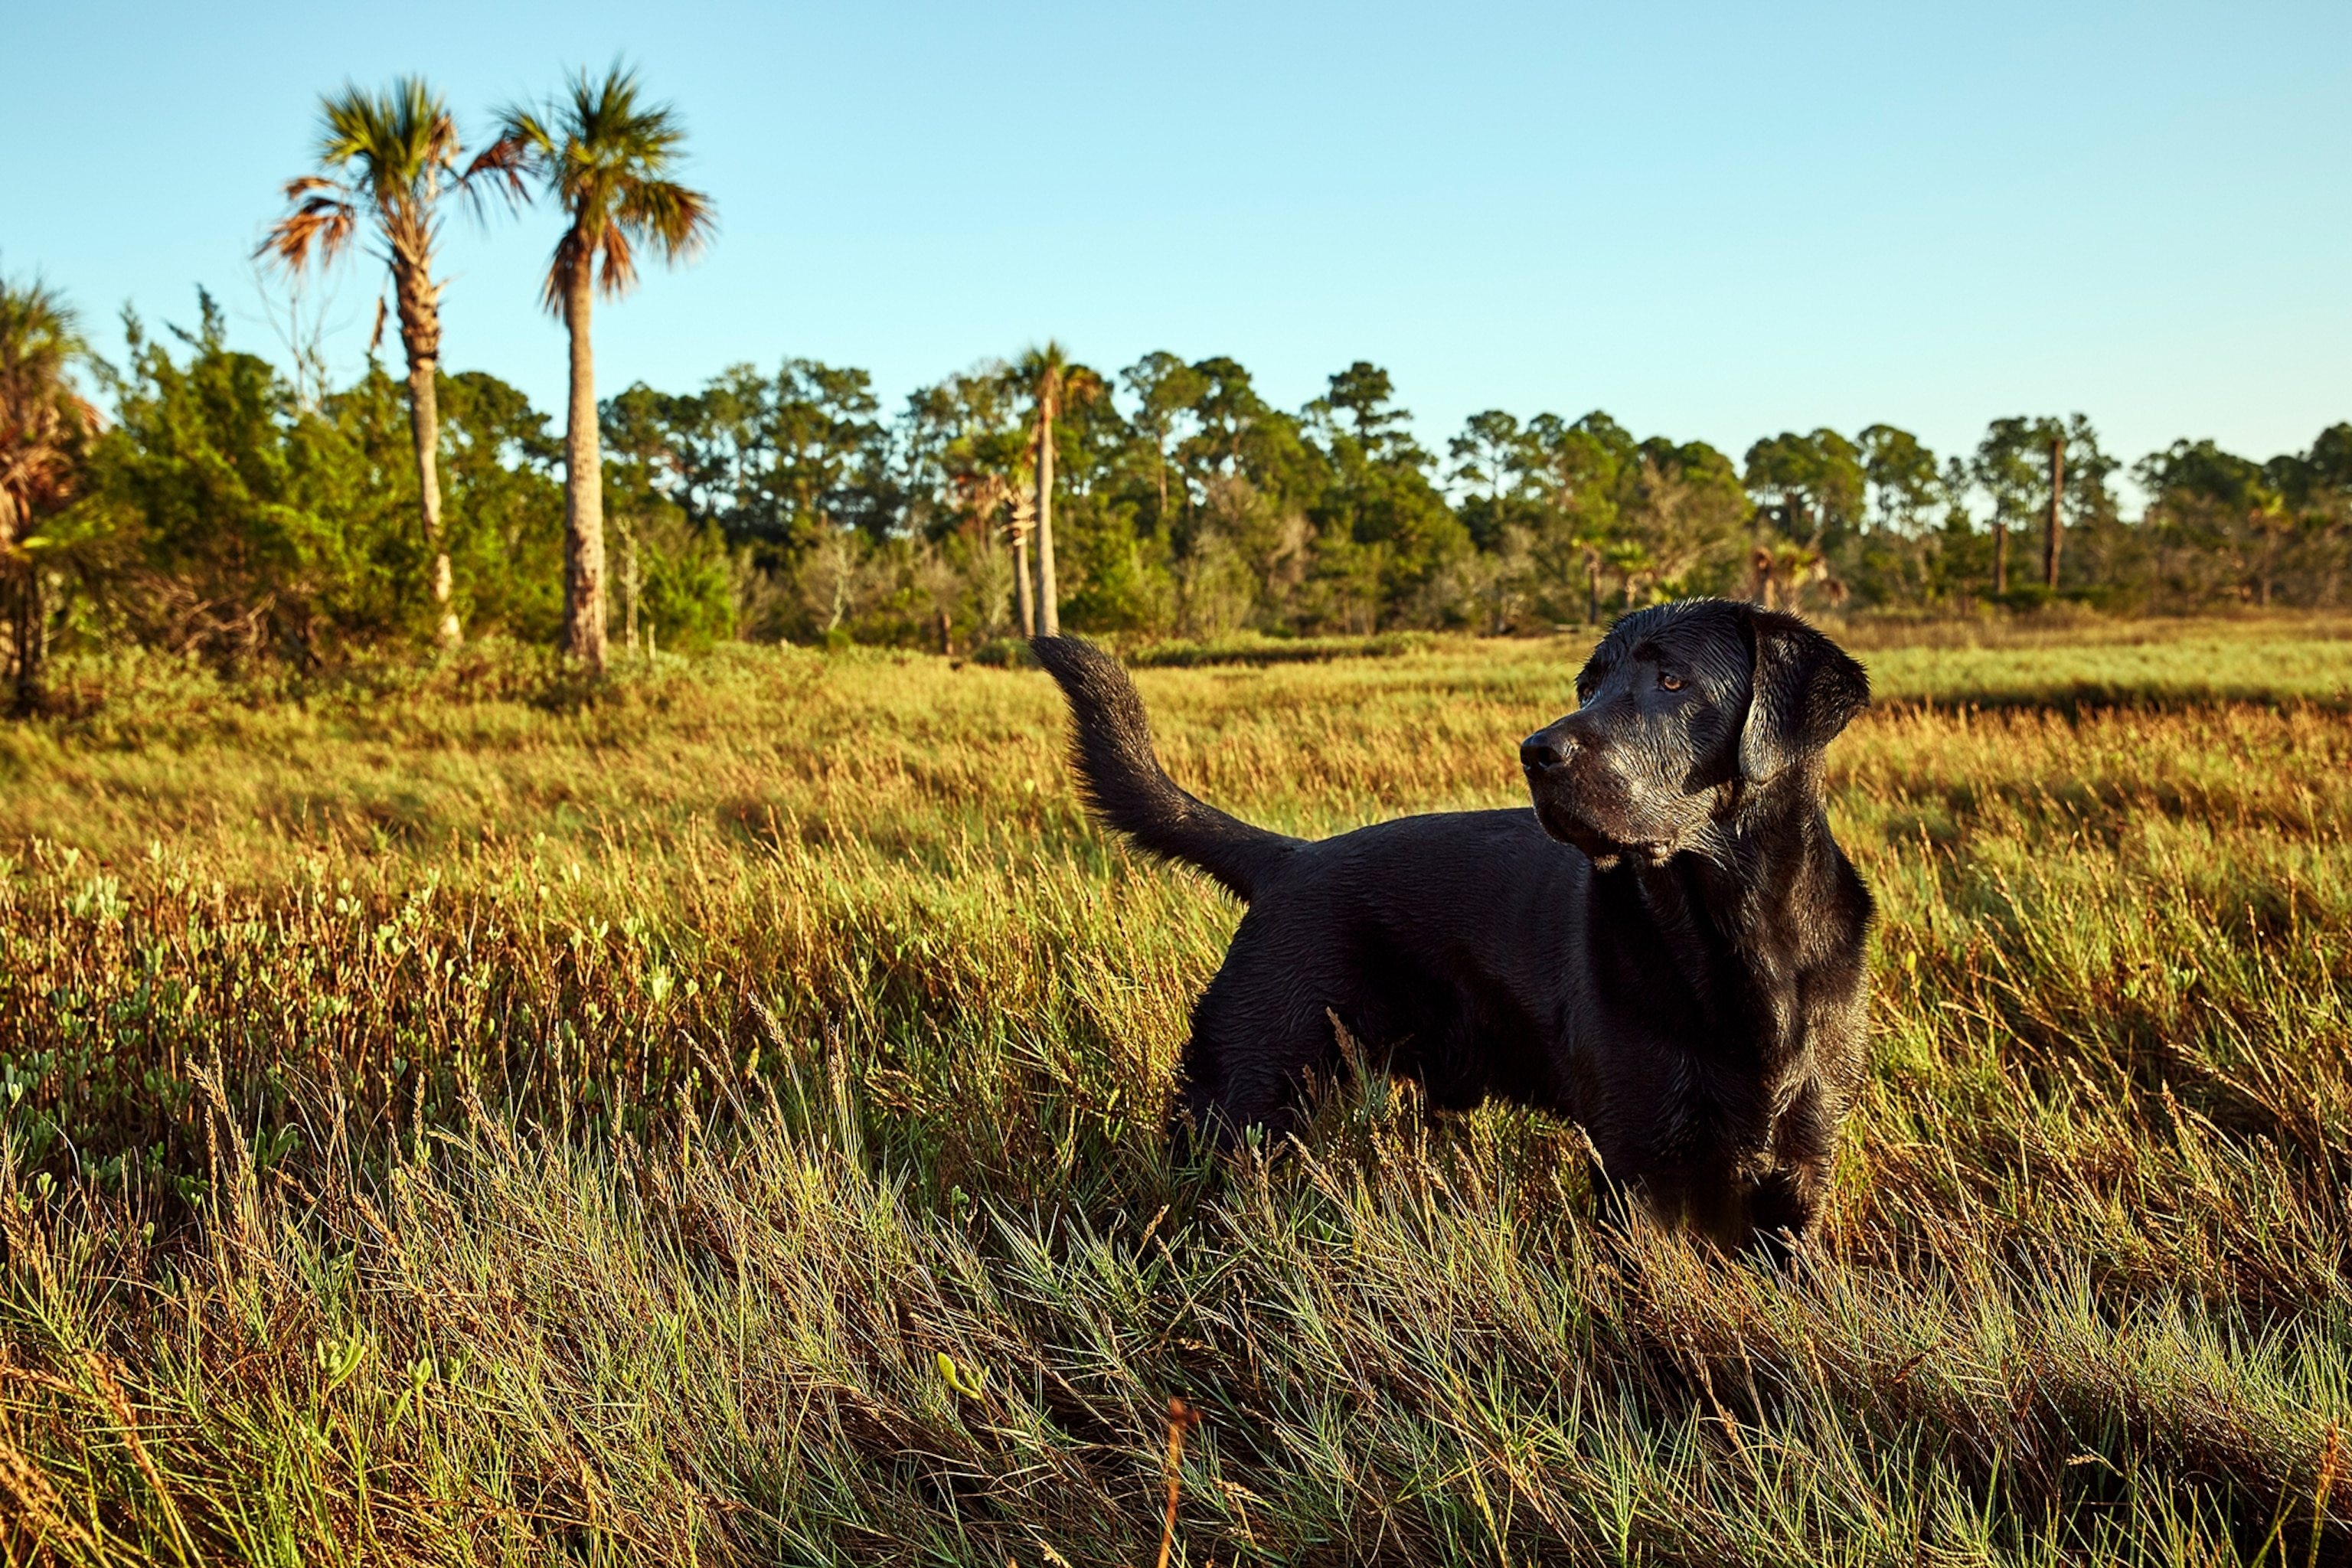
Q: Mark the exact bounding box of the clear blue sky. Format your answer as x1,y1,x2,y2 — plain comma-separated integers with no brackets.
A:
6,1,2346,486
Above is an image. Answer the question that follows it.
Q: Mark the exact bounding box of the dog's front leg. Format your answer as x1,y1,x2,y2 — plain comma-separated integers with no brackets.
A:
1747,1076,1843,1263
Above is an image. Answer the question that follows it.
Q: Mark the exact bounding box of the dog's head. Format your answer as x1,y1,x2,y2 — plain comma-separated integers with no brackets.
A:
1520,599,1868,867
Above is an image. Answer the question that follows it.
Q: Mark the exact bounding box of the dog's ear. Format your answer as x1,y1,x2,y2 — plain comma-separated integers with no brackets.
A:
1740,608,1870,780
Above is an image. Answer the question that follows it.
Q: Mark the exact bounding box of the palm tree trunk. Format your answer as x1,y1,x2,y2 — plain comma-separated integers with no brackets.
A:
1034,407,1060,639
2043,435,2064,591
394,263,461,648
8,564,41,718
619,514,640,653
1013,518,1034,639
407,359,461,647
561,265,608,672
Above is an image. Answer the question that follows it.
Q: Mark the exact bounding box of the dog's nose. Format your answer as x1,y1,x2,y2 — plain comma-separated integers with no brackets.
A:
1521,728,1573,773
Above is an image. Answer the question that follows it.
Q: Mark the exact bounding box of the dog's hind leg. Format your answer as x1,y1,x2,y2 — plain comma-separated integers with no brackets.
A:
1169,942,1352,1153
1171,1011,1338,1153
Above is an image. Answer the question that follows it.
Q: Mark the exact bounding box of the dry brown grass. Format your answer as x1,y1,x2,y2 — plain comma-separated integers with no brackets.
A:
0,622,2347,1564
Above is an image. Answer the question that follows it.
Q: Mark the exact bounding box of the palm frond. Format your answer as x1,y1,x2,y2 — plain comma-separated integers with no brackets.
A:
265,77,462,280
613,179,714,266
1064,364,1107,407
492,62,715,312
0,274,99,531
1011,341,1102,423
315,77,461,207
461,132,535,215
595,220,638,299
259,196,358,271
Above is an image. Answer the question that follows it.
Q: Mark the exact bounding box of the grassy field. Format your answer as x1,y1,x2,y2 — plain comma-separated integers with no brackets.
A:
2,614,2350,1566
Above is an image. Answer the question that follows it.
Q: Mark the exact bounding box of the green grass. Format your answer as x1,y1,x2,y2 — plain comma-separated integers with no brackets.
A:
2,618,2349,1565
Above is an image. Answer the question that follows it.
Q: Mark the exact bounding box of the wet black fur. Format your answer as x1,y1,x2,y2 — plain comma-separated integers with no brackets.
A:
1031,599,1874,1254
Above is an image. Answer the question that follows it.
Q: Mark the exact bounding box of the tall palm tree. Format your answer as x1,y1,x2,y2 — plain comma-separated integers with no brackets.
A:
0,276,99,715
476,65,714,673
1014,343,1102,639
955,469,1031,635
263,77,472,647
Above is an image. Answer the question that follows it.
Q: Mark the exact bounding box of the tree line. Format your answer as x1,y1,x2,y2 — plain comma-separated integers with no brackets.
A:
4,70,2349,711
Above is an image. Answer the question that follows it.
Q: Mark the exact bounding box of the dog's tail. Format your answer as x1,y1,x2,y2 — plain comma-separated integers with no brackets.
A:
1031,636,1298,902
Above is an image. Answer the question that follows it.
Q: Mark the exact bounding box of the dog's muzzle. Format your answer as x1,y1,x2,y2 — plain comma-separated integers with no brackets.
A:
1521,719,1661,867
1522,722,1614,853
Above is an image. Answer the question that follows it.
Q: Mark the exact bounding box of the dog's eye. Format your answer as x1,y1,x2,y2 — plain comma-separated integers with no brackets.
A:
1659,674,1684,692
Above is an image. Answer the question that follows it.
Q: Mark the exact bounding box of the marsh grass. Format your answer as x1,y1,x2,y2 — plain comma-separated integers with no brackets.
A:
2,619,2349,1564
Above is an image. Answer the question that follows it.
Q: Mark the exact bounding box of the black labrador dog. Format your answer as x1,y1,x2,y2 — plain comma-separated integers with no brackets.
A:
1032,598,1873,1253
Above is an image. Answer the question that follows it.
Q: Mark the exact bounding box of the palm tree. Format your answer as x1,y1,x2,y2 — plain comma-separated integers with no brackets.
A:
1014,343,1102,639
955,469,1031,635
476,65,714,672
0,276,99,715
262,77,473,647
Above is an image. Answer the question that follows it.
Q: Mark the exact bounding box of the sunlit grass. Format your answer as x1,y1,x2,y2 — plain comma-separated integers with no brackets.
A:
2,616,2349,1564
